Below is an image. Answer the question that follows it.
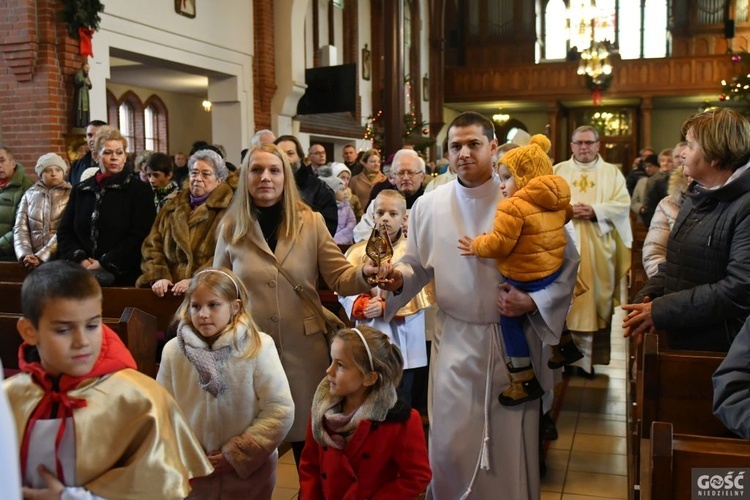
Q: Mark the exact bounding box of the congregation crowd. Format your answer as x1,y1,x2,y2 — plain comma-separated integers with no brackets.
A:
0,108,749,499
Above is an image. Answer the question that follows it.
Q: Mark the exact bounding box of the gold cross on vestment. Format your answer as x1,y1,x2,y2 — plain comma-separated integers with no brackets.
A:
573,174,595,193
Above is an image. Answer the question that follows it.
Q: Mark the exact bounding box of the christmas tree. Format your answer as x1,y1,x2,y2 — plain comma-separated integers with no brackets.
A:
719,53,750,112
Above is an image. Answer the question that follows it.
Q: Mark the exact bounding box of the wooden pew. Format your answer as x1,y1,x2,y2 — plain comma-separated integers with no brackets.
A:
0,282,183,333
0,307,158,377
629,333,731,499
641,421,750,500
0,262,30,283
638,333,729,438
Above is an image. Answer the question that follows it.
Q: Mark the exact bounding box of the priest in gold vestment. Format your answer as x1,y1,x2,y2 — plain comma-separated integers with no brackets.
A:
554,126,632,375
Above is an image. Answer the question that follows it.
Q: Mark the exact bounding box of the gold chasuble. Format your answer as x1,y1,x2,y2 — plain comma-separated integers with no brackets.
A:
554,156,631,365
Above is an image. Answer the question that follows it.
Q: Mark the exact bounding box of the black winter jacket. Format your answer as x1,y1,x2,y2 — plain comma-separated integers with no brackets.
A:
636,171,750,351
57,168,156,285
295,164,337,237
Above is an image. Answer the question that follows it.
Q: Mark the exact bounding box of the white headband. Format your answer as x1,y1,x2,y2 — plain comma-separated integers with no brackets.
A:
351,328,374,372
195,269,240,298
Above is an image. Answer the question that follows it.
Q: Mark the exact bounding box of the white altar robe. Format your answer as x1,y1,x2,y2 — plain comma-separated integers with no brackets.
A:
384,176,579,500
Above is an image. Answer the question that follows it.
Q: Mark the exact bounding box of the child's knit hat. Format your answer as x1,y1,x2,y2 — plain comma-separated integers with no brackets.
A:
320,174,345,193
35,153,68,177
331,162,351,179
499,134,553,189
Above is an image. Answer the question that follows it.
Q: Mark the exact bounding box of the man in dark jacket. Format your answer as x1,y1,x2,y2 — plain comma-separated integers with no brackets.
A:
274,135,337,236
69,119,107,186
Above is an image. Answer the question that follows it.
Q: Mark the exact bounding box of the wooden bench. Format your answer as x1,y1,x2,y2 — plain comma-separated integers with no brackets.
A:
0,262,30,283
0,281,183,334
641,421,750,500
0,307,158,377
638,333,728,438
628,333,731,499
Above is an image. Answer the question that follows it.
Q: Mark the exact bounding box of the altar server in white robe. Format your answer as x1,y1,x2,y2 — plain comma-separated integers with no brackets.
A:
381,112,579,500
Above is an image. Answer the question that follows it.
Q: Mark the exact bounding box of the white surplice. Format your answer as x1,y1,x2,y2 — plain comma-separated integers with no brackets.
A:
384,175,579,500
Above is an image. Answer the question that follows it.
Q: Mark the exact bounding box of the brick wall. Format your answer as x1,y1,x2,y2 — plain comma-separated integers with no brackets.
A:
0,0,82,174
253,0,276,131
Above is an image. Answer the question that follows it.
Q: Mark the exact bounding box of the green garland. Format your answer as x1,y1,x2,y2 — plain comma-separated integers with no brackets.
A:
60,0,104,39
585,73,613,92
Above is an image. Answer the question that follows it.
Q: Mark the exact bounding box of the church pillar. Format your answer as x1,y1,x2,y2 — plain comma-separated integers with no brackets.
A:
383,0,405,156
641,96,653,149
428,0,445,161
272,0,308,137
209,76,243,166
0,0,81,169
253,0,276,131
546,101,560,161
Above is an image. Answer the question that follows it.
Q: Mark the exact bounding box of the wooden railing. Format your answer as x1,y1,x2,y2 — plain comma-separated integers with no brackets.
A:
444,54,735,103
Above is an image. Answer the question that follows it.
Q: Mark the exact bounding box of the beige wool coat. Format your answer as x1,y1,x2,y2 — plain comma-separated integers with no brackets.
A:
137,183,233,287
213,209,371,442
348,171,387,209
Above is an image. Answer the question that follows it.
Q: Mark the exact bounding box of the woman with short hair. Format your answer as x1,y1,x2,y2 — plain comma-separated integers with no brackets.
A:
57,126,155,285
137,149,233,296
625,108,750,352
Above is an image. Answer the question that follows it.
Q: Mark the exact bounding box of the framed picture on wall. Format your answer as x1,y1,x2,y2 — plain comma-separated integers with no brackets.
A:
175,0,196,19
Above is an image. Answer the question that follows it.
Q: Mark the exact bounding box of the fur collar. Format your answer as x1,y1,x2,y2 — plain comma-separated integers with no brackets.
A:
310,376,407,448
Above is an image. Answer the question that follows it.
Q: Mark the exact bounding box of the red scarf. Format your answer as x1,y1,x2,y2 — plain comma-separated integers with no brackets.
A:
94,170,117,187
17,325,136,484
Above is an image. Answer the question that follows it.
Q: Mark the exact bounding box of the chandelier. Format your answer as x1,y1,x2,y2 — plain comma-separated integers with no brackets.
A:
492,109,510,125
569,0,615,85
577,42,613,85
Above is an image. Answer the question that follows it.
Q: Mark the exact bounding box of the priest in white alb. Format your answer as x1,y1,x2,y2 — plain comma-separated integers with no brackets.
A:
380,112,579,499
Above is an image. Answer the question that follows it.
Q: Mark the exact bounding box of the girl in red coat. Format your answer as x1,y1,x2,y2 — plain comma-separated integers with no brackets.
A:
299,326,431,499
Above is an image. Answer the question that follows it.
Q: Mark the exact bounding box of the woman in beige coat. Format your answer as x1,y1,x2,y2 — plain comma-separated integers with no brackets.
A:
348,149,387,209
214,143,385,466
641,165,690,277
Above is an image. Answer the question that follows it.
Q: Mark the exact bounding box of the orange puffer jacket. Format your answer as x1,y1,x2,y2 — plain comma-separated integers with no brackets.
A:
471,174,573,282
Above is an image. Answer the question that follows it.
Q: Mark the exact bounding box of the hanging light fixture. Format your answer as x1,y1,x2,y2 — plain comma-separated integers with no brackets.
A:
492,109,510,125
568,0,615,103
577,41,613,85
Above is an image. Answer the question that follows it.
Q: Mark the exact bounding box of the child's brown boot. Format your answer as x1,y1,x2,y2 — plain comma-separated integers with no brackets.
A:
498,363,544,406
547,330,584,369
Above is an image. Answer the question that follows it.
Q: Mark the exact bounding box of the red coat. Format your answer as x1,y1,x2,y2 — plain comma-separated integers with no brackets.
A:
299,407,431,499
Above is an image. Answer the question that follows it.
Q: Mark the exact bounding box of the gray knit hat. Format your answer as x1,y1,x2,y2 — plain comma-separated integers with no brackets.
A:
35,153,68,177
320,174,345,193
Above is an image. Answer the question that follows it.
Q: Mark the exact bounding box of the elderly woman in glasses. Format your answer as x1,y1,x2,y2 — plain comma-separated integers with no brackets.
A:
57,126,156,286
137,149,234,296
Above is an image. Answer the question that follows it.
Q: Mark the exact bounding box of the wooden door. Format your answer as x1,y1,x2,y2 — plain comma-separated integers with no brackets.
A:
567,107,638,174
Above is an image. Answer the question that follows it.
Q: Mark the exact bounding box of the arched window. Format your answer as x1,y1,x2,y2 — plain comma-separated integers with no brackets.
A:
117,91,144,152
118,102,135,151
143,95,169,153
642,0,668,58
539,0,668,61
544,0,568,60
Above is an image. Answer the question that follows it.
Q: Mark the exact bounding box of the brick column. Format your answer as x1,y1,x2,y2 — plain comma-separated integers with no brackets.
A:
253,0,277,131
0,0,82,171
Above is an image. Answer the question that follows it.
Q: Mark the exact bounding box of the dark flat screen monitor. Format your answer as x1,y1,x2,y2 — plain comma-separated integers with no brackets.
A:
297,63,356,115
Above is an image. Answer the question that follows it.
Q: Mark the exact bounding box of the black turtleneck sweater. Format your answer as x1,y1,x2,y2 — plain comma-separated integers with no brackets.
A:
256,202,283,252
